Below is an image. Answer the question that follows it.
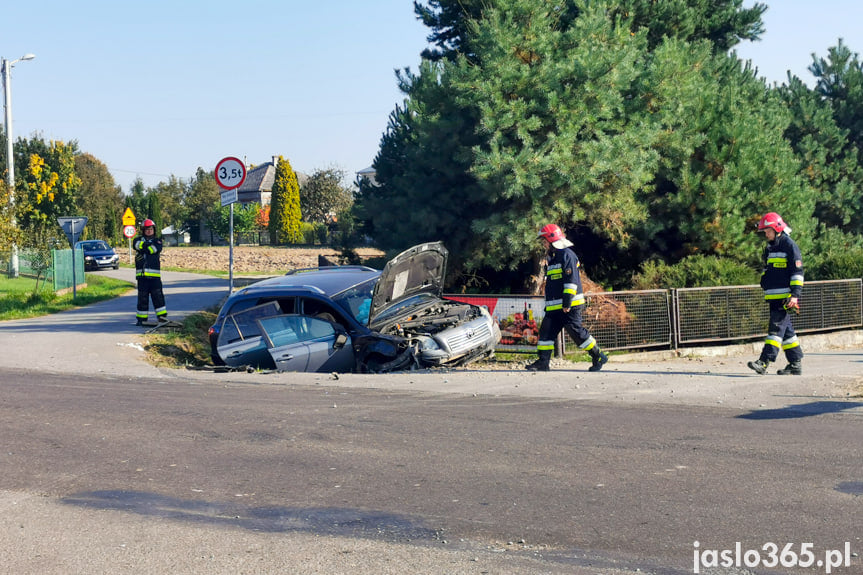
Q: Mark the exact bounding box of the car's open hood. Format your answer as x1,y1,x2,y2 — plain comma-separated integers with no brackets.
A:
369,242,448,322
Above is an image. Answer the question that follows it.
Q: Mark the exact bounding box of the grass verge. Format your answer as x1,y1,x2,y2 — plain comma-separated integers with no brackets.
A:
0,274,133,321
141,309,218,368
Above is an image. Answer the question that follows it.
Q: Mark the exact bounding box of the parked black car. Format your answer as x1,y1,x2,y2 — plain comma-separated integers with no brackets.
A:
75,240,120,270
208,242,500,373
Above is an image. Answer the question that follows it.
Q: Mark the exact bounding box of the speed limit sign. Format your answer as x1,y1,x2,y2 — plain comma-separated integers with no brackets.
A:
123,225,137,238
215,156,247,190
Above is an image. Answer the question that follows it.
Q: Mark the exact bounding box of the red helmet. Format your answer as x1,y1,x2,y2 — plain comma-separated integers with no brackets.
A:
757,212,787,233
142,218,155,228
537,224,565,243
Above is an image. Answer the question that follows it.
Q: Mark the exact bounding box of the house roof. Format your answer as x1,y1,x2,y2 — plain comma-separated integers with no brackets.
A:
239,162,275,194
238,157,308,194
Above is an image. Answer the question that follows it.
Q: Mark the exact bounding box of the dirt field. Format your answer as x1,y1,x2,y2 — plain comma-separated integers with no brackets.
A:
158,245,385,274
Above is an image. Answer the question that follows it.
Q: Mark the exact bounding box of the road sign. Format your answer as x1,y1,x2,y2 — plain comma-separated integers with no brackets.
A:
215,156,246,190
123,225,137,238
220,188,238,207
57,216,89,247
122,207,136,226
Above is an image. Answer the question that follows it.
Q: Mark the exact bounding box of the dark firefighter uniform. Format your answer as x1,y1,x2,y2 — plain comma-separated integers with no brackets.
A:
133,234,167,323
757,232,804,364
532,246,606,370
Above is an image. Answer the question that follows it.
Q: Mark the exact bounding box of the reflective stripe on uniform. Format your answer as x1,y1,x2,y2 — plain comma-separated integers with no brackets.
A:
764,287,790,300
764,335,782,348
578,336,596,351
536,340,555,351
782,336,800,350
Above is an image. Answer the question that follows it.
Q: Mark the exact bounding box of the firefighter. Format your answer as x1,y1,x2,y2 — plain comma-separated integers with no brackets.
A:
747,212,804,375
133,218,168,326
526,224,608,372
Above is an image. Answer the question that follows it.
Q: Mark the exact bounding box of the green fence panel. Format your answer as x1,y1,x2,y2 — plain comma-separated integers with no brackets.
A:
52,249,86,292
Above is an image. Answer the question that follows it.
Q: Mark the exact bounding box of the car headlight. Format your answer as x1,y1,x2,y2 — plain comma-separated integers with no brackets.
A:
420,337,440,351
84,256,94,261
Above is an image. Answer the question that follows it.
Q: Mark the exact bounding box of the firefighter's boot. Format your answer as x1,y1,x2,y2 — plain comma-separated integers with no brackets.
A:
588,347,608,372
777,361,802,375
747,359,768,374
525,351,551,372
135,318,145,326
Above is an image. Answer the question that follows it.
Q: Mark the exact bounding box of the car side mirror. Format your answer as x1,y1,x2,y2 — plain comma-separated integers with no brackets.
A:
334,333,348,349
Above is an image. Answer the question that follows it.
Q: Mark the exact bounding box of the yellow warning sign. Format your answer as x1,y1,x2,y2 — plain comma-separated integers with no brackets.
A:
122,207,136,226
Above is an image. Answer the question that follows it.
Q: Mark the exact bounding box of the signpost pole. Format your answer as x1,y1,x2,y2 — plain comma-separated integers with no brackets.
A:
229,202,234,292
122,208,136,265
71,224,77,299
214,157,246,294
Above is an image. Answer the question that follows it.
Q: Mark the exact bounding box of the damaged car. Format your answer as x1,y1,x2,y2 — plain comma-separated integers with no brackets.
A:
208,242,500,373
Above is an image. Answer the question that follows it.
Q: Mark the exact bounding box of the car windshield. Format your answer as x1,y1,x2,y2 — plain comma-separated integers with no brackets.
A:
331,277,377,325
78,241,109,250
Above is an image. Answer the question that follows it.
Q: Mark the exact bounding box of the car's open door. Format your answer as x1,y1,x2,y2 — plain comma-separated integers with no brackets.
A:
258,315,355,373
216,301,282,369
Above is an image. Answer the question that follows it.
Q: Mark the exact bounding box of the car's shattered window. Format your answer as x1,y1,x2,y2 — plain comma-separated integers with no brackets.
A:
218,301,281,344
332,278,377,325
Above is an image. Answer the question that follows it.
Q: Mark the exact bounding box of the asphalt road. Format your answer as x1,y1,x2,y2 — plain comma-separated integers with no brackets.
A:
1,268,862,574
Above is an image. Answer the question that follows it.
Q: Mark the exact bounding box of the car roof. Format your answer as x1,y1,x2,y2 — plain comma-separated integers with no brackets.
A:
230,266,381,299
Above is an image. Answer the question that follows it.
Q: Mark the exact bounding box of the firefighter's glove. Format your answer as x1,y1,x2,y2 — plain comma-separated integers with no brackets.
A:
783,296,800,314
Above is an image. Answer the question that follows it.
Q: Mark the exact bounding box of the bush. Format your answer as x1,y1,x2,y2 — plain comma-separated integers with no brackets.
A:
300,222,320,245
631,255,760,289
807,247,863,280
808,229,863,280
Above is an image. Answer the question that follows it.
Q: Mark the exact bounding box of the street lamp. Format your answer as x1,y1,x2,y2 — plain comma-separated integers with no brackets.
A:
3,52,35,279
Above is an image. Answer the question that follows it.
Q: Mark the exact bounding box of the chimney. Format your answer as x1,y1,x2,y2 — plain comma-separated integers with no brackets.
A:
272,155,279,167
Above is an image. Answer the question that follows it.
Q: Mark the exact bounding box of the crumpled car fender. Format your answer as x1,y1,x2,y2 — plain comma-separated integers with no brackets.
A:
356,336,415,373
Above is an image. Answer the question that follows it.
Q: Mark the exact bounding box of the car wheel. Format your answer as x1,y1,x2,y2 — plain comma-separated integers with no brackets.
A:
113,263,120,269
361,350,414,373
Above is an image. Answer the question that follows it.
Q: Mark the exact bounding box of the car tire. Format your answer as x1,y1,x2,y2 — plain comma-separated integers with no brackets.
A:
362,350,413,373
113,263,120,270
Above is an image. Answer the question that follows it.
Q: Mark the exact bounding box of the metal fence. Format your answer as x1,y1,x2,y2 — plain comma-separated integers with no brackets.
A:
673,279,863,346
0,248,53,281
447,279,863,354
52,249,86,292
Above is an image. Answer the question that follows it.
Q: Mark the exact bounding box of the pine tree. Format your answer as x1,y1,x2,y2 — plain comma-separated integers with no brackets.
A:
787,40,863,236
146,192,163,234
370,0,789,286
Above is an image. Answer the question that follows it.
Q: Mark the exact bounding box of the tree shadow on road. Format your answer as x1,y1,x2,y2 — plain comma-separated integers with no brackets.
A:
737,400,863,419
61,490,440,543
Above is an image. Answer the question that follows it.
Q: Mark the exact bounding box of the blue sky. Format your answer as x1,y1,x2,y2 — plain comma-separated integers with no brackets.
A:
3,1,860,191
735,0,863,86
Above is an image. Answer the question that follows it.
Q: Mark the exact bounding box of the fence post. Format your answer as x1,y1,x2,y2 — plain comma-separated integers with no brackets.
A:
670,288,679,350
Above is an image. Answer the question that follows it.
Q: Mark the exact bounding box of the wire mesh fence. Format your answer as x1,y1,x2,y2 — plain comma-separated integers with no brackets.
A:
0,247,52,279
449,279,863,354
674,280,863,346
674,285,766,345
577,289,672,351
